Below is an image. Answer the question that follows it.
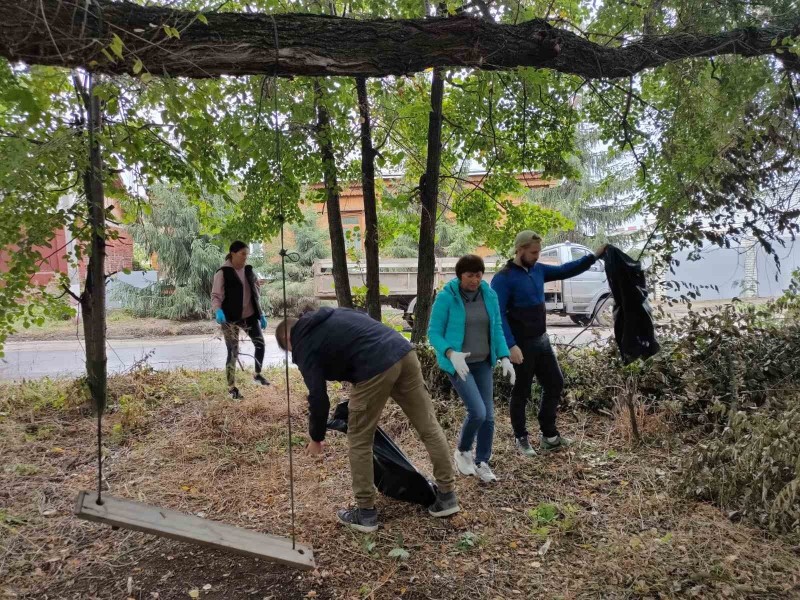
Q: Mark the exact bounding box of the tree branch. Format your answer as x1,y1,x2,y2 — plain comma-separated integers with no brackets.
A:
1,0,796,79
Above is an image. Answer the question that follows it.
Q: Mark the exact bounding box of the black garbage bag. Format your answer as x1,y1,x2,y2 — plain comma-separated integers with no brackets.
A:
327,401,437,507
604,245,660,364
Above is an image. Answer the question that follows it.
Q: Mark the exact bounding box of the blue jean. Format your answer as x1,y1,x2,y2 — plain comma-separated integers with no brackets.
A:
448,360,495,464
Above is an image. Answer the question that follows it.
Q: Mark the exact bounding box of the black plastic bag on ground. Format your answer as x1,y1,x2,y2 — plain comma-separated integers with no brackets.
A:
327,401,437,507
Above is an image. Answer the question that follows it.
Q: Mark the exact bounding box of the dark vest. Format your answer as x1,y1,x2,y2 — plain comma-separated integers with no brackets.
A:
218,265,261,322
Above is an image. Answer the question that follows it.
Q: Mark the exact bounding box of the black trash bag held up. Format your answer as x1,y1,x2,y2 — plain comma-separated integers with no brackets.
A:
327,401,437,507
603,245,660,365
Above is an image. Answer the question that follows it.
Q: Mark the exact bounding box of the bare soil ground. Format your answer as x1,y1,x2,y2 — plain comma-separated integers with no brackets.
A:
1,368,798,600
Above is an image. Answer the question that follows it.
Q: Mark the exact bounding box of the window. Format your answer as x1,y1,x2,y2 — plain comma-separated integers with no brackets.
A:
571,247,589,261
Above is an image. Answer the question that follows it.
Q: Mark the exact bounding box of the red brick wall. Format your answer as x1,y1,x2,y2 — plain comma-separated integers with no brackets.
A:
0,228,71,287
77,226,133,280
0,226,134,286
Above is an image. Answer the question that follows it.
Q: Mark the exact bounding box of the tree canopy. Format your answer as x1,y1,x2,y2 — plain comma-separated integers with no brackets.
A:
0,0,798,350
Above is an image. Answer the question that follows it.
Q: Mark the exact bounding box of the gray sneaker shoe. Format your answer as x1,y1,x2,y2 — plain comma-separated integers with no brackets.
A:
336,507,378,533
540,434,574,452
428,491,460,518
515,436,537,457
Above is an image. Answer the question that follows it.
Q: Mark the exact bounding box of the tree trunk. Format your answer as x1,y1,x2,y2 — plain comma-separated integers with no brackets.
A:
2,1,796,79
411,67,444,343
356,77,381,322
78,74,108,415
314,80,352,309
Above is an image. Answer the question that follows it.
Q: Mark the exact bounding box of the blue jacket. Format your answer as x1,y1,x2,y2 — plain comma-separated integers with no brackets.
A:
291,307,412,442
427,279,510,375
491,255,597,347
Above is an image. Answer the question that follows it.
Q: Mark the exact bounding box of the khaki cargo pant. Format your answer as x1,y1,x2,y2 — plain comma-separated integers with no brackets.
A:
348,350,455,509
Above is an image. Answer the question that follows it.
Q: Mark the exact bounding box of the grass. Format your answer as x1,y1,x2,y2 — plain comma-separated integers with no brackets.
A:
0,368,798,599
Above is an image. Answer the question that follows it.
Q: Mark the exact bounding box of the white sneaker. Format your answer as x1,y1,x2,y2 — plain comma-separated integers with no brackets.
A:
473,450,493,462
454,449,477,476
474,462,497,483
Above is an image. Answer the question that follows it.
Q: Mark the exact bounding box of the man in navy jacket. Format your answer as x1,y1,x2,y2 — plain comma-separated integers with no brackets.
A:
491,231,606,456
276,307,458,532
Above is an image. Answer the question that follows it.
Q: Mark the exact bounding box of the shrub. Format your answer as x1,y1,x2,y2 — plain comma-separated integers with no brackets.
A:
682,396,800,536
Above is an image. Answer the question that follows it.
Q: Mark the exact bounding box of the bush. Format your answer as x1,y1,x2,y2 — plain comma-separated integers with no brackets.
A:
682,397,800,536
415,289,800,537
261,280,318,318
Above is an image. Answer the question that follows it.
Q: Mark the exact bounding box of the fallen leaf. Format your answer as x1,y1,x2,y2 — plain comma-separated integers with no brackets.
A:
537,539,552,556
188,590,199,599
202,584,212,591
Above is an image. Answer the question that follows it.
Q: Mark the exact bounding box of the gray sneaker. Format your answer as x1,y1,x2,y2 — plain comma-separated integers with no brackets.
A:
336,507,378,533
540,434,574,452
428,491,460,517
515,436,537,457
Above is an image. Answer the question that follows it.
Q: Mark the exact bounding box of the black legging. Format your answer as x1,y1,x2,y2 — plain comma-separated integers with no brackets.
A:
222,314,265,387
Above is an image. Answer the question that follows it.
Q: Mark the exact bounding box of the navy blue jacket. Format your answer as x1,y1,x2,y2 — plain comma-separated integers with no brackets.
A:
291,307,412,442
491,254,597,347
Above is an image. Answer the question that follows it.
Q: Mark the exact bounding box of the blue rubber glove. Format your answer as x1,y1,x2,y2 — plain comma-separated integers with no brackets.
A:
215,308,226,325
259,315,267,330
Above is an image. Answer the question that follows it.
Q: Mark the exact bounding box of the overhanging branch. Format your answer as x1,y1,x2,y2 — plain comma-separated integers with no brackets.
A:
0,0,797,79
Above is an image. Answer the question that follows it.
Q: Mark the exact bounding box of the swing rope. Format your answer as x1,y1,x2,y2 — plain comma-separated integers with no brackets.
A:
269,14,297,550
82,69,106,507
87,17,300,550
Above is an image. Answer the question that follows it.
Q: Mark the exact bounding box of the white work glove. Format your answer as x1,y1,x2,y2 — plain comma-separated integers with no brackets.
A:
501,357,516,385
448,350,471,381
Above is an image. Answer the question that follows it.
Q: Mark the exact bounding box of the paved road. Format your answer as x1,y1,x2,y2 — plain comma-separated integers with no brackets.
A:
0,334,288,381
0,322,610,381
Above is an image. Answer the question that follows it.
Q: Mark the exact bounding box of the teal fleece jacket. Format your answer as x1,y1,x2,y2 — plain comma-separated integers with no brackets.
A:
427,279,510,375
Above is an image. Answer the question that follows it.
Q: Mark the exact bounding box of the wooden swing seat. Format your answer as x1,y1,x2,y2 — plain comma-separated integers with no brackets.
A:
74,491,315,571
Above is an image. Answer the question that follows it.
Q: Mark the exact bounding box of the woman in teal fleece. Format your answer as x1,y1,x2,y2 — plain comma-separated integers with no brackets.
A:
428,255,516,482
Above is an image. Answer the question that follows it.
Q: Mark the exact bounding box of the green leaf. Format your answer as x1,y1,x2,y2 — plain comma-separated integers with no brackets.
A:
133,59,143,75
140,72,153,84
109,34,124,60
100,48,116,63
197,13,208,25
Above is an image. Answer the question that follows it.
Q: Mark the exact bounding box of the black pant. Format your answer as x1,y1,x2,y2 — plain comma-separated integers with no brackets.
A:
222,314,265,387
510,333,564,439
